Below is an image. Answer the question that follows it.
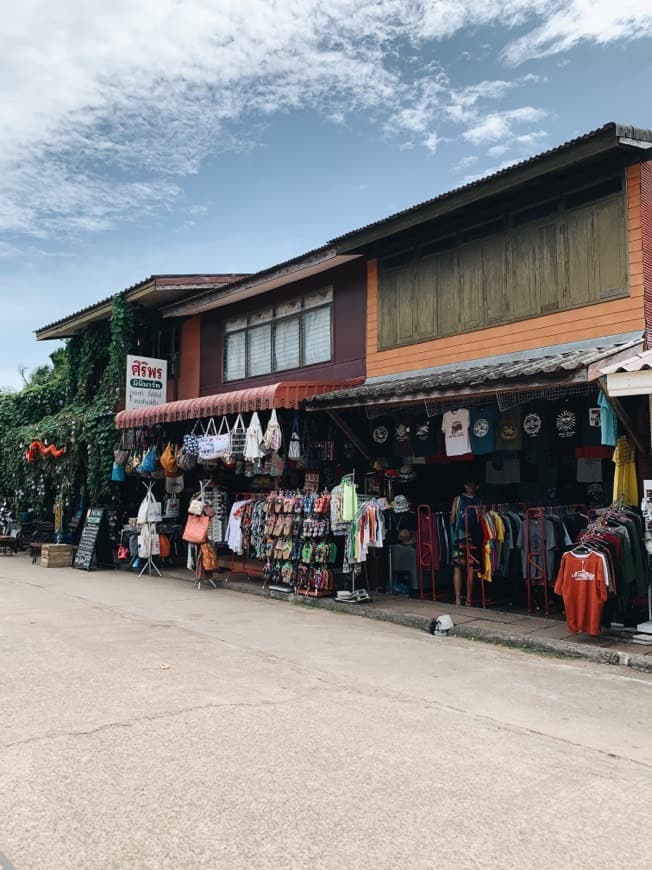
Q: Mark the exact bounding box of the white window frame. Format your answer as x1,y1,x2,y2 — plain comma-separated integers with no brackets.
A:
223,288,333,382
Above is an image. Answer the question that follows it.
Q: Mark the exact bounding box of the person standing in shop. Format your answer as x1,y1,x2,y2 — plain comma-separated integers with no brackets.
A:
450,479,480,606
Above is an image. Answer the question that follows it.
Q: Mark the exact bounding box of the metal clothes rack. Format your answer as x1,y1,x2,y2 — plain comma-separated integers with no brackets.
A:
416,504,437,601
464,505,486,608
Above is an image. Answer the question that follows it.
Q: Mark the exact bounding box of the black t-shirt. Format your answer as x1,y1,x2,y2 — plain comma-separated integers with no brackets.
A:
413,418,436,457
370,418,392,457
522,401,550,448
392,416,413,457
551,400,579,447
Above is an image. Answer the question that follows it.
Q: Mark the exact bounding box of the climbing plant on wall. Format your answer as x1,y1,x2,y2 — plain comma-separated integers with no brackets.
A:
0,294,135,517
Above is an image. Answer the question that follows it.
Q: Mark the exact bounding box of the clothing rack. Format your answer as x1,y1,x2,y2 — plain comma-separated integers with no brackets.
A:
464,505,486,608
416,504,437,601
229,492,266,579
525,507,548,615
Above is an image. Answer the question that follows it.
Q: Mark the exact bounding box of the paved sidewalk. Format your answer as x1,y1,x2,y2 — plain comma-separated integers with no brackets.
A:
167,567,652,673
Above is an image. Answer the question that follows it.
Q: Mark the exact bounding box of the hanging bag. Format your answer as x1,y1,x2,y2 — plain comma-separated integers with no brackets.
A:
164,495,180,518
200,541,219,572
244,411,265,460
114,432,130,466
112,461,126,483
165,473,184,494
188,495,204,516
263,408,282,452
137,524,151,558
177,443,197,471
214,415,232,458
199,417,231,461
288,413,302,460
138,445,157,475
160,442,180,476
183,513,210,544
230,414,247,457
137,488,162,524
183,421,202,457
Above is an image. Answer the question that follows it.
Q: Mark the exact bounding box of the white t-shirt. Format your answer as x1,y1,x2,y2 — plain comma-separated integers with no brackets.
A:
441,409,471,456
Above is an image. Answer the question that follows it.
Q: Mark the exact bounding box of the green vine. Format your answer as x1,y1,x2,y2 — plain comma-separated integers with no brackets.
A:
0,294,136,519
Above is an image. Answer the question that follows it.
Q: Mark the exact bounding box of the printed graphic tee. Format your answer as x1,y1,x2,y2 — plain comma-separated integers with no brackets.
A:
521,401,550,448
554,550,608,636
496,407,522,451
470,407,498,455
413,418,436,457
582,402,602,446
392,416,413,457
441,408,471,456
551,400,579,446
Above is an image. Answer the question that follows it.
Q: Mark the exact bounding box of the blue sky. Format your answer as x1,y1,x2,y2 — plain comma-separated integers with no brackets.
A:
1,1,652,388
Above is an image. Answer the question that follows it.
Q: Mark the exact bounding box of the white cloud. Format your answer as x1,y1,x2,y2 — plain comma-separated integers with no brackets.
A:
463,107,548,145
503,1,652,64
0,1,650,238
454,155,480,171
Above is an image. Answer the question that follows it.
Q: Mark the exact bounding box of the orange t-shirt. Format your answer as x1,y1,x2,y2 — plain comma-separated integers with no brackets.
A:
554,551,608,636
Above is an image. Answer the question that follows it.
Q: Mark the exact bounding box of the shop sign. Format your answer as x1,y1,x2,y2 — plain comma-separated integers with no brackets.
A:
126,355,168,410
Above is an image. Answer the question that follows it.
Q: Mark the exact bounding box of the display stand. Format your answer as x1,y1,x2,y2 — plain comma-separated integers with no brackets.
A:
138,483,161,578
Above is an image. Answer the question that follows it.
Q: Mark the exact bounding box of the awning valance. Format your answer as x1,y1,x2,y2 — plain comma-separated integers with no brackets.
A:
114,379,363,429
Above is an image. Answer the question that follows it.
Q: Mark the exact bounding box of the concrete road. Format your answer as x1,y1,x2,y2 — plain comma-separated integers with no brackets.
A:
0,557,651,870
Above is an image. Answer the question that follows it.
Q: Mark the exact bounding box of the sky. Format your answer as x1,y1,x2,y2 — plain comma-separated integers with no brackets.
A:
1,1,652,388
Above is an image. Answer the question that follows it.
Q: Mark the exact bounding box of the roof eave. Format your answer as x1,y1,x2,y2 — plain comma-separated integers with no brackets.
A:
162,248,360,318
332,124,648,253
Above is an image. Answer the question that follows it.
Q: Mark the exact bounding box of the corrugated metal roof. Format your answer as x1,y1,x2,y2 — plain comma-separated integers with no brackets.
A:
162,245,347,318
35,273,247,337
329,123,652,248
114,378,364,429
305,340,642,409
601,348,652,374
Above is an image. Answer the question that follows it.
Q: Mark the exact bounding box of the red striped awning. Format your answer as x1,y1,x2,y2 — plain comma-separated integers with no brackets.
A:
114,380,362,429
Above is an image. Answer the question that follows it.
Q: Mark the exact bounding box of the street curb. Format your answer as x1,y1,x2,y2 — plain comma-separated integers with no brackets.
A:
169,570,652,674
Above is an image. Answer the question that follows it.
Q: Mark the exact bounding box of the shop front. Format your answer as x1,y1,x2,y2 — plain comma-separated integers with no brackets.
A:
304,339,652,640
112,378,374,597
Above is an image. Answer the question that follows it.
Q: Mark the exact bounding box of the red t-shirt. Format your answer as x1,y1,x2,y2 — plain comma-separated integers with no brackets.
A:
554,551,608,636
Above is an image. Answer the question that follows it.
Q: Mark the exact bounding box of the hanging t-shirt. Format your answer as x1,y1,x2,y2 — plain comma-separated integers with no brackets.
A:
597,392,618,447
470,407,498,455
577,458,603,483
485,453,521,485
551,400,579,446
392,416,413,457
370,418,392,456
582,402,602,446
441,408,471,456
413,418,436,457
521,401,550,448
496,407,522,451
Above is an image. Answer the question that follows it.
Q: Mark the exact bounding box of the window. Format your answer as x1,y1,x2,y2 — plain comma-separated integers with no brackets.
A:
223,288,333,381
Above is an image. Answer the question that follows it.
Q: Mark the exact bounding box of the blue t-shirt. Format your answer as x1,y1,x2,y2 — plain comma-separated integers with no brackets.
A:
597,392,618,447
470,407,498,455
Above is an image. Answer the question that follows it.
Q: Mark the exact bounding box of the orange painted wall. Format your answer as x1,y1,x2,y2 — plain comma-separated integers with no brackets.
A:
177,315,202,400
365,167,646,378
